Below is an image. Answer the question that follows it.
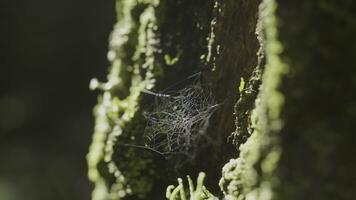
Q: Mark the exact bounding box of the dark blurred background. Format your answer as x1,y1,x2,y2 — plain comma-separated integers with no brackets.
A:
0,0,115,199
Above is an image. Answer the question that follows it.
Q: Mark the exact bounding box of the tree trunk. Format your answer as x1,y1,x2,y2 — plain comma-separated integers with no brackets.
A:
87,0,356,199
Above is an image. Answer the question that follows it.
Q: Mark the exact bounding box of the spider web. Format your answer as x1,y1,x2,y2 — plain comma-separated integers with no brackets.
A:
143,82,219,159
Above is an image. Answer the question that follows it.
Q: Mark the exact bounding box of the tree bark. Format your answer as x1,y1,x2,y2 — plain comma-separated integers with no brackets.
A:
87,0,356,199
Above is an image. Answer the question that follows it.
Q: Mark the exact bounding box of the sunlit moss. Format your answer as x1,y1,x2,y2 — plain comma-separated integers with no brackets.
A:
219,0,288,199
238,77,245,93
205,1,220,71
87,0,162,199
164,52,180,66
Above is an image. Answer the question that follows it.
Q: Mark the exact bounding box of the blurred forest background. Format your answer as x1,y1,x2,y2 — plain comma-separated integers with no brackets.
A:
0,0,115,199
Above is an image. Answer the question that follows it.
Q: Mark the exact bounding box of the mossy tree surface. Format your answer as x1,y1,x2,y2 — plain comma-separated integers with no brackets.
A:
87,0,356,199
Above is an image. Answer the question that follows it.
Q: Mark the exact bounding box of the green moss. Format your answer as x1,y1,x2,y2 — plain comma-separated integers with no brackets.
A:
221,0,356,199
205,1,219,72
88,0,218,199
166,172,217,200
89,0,356,199
164,52,181,66
89,0,279,199
220,0,288,199
87,0,162,199
238,77,245,93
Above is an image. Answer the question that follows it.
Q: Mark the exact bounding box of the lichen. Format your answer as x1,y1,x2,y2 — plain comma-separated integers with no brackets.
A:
230,1,265,146
205,0,220,71
164,51,181,66
87,0,162,199
238,78,245,93
219,0,288,199
166,172,218,200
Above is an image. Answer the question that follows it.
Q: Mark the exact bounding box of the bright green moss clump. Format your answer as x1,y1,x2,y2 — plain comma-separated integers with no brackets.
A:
87,0,161,199
219,0,288,199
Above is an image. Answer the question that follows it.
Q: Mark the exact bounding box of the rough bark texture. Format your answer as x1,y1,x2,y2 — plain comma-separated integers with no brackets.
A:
87,0,356,199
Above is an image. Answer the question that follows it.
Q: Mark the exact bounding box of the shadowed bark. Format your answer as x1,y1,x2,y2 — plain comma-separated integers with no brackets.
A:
87,0,356,199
